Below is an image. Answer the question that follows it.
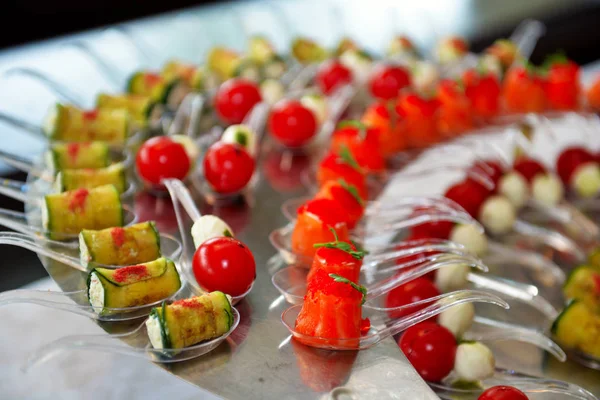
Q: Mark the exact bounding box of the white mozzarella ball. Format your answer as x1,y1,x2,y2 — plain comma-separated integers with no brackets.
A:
411,61,440,93
340,49,372,84
498,171,529,209
449,224,488,257
300,94,328,125
439,302,475,338
572,163,600,198
454,342,496,382
479,195,516,235
436,38,465,64
435,263,470,293
531,173,564,206
479,54,502,78
221,124,258,156
171,135,200,167
191,215,234,249
260,79,285,106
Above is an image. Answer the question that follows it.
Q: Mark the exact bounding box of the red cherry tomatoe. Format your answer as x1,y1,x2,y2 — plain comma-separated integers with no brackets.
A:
192,236,256,297
399,321,457,382
385,277,441,318
268,99,318,148
468,160,505,192
463,69,501,120
215,78,262,124
478,386,529,400
203,142,255,194
136,136,191,186
444,180,490,218
369,64,411,100
513,157,546,183
555,147,595,186
330,121,385,173
316,60,353,95
544,57,581,111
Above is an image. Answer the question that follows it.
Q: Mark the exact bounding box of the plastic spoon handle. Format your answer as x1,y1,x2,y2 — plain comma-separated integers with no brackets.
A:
0,235,85,271
367,196,471,218
63,41,123,89
469,316,566,361
391,164,495,191
0,289,96,318
3,67,86,107
467,272,559,320
367,255,488,299
510,19,546,63
0,178,30,203
0,111,44,138
493,368,596,400
0,208,36,236
167,93,195,137
370,210,481,238
382,290,509,338
512,219,586,262
162,179,202,222
364,242,468,265
104,25,156,65
320,85,356,139
186,94,206,138
244,101,271,140
0,149,35,174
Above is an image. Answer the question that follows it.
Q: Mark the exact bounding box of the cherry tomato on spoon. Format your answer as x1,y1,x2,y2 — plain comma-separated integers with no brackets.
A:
513,157,546,183
136,136,191,186
437,79,473,137
385,277,440,318
463,69,501,120
396,92,441,149
444,180,490,218
330,121,385,173
268,99,318,148
467,160,505,192
556,147,595,186
192,236,256,297
399,321,457,382
362,101,406,157
369,64,411,100
215,78,262,124
503,66,546,113
316,60,353,95
204,142,255,194
544,57,581,111
478,386,529,400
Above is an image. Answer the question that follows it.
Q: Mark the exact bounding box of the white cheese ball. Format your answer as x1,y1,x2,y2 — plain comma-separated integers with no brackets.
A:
454,342,496,382
449,224,488,257
260,79,285,106
479,195,516,235
171,135,200,167
436,38,465,64
572,163,600,198
531,173,564,206
435,263,470,293
498,171,529,209
411,61,440,93
191,215,234,249
340,49,372,85
478,54,502,78
300,94,328,125
439,302,475,338
221,124,258,156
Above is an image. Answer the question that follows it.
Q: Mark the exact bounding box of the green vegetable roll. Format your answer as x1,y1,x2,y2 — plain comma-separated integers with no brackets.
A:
79,221,161,268
47,142,110,172
146,292,233,349
96,93,157,128
87,257,181,315
54,162,126,193
43,184,123,240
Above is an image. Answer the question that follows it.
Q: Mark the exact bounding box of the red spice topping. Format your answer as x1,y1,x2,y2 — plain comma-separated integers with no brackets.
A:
593,274,600,295
110,227,126,247
297,198,348,227
306,269,363,300
82,110,99,121
112,264,149,283
66,143,81,160
68,188,89,212
171,298,205,309
144,73,163,88
360,318,371,334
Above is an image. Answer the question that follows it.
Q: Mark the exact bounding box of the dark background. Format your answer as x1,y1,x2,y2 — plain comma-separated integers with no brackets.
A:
1,0,600,291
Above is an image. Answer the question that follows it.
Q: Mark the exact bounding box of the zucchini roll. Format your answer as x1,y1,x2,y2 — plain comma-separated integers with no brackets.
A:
126,72,190,109
96,93,158,128
54,162,126,193
43,184,123,240
42,104,130,144
146,292,233,349
79,221,161,268
87,257,181,315
47,142,110,172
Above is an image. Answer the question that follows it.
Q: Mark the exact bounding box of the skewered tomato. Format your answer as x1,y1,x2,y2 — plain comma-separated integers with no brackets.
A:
556,147,595,186
445,180,490,218
437,79,473,137
544,57,580,111
396,92,440,148
330,121,385,173
503,66,546,113
362,101,406,157
468,159,505,192
204,142,255,194
192,236,255,296
513,157,546,183
463,69,501,120
215,78,262,124
317,151,368,199
368,65,411,100
136,136,191,186
315,179,365,229
478,386,529,400
316,60,353,95
385,277,440,318
268,99,318,148
587,76,600,111
399,321,457,382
